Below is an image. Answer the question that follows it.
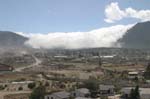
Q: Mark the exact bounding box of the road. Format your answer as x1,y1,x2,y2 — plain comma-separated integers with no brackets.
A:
14,55,41,72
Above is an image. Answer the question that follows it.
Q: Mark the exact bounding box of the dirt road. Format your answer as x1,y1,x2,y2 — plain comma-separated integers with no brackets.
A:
0,91,31,99
14,55,41,72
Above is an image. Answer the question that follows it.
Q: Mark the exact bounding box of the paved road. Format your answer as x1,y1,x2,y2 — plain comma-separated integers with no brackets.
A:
14,55,41,72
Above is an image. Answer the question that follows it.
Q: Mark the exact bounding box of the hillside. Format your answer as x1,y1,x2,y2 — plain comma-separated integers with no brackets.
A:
119,21,150,49
0,31,28,48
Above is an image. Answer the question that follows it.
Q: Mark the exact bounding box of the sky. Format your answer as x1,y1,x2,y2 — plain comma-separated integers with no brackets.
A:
0,0,150,49
0,0,150,33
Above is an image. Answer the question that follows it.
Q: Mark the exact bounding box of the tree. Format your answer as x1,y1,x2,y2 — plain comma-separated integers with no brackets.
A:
28,83,36,89
134,76,139,83
29,85,46,99
18,86,23,91
129,89,135,99
134,86,140,99
129,85,140,99
83,78,99,98
84,78,99,92
144,63,150,80
0,85,5,90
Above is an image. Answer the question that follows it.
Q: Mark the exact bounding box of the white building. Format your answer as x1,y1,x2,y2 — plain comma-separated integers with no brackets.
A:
99,85,115,95
128,71,139,79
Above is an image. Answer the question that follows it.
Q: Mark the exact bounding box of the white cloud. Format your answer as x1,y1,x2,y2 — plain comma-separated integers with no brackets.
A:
126,8,150,21
104,2,150,23
23,24,134,49
104,2,126,23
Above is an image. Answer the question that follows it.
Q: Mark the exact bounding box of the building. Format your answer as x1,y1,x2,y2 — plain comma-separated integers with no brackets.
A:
128,71,139,79
121,87,150,99
45,91,70,99
0,63,13,72
71,88,90,98
75,97,92,99
108,94,121,99
99,85,115,95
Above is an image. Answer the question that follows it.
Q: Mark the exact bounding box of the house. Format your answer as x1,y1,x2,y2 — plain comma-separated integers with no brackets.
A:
75,97,92,99
121,87,150,99
108,94,121,99
0,63,13,72
71,88,90,98
99,85,115,95
128,71,139,79
45,91,70,99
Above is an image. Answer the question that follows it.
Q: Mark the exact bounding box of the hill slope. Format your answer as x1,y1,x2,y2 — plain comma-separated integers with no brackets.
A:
119,21,150,49
0,31,28,48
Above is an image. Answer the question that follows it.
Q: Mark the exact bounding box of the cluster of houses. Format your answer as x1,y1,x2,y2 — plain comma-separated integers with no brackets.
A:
44,84,150,99
45,85,117,99
45,88,91,99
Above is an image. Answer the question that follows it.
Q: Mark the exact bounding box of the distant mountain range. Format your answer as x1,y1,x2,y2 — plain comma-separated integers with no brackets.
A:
0,21,150,49
118,21,150,49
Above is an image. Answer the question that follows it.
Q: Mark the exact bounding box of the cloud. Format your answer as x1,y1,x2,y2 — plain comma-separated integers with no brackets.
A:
23,24,134,49
126,8,150,21
104,2,150,23
104,2,126,23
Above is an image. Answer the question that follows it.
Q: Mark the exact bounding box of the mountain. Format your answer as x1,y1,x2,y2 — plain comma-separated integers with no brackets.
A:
0,31,28,48
119,21,150,49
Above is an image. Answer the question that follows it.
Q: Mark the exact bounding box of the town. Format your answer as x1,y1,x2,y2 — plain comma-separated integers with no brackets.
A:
0,48,150,99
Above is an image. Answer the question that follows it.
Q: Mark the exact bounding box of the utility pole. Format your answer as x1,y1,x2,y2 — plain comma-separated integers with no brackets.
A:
98,52,102,67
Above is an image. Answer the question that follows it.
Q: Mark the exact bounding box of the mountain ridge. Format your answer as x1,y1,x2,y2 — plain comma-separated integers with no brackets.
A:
0,21,150,50
0,31,28,48
118,21,150,49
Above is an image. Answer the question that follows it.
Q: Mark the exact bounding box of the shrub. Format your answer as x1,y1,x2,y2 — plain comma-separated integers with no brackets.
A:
29,85,46,99
18,86,23,91
28,83,36,89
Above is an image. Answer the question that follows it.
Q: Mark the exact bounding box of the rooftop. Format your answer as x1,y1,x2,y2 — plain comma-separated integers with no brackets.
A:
99,85,115,90
76,88,90,94
52,91,70,98
128,71,138,75
0,63,13,71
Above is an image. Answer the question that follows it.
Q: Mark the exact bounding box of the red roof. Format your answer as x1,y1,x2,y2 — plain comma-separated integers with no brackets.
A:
0,63,13,71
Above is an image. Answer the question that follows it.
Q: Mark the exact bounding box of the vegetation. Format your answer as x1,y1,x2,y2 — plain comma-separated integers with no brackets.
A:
129,85,140,99
144,63,150,80
83,78,99,92
18,86,23,91
28,82,36,89
29,85,46,99
0,85,5,90
82,77,99,97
